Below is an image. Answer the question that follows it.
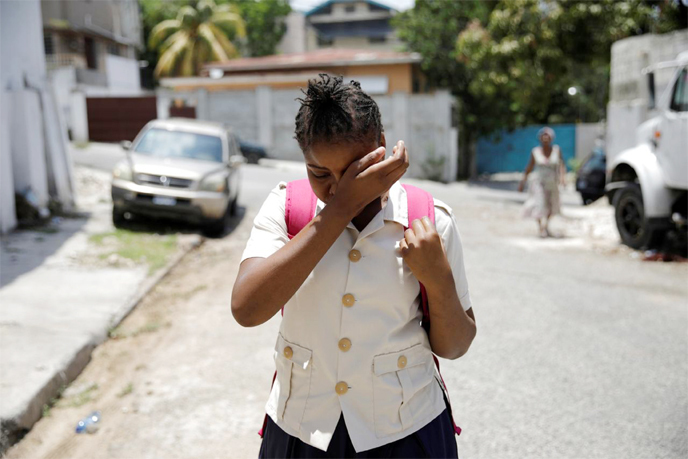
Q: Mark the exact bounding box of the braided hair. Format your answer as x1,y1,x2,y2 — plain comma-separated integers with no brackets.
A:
294,74,383,153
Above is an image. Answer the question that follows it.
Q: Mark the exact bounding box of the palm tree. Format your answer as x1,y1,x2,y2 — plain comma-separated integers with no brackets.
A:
149,0,246,78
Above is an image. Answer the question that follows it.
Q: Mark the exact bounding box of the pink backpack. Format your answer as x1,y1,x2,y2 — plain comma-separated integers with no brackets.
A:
259,179,462,437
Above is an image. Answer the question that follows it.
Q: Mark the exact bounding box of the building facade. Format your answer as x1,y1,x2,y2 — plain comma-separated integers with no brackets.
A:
41,0,144,142
304,0,402,52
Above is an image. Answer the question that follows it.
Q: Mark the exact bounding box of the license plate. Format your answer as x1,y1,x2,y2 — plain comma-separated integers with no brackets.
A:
152,196,177,206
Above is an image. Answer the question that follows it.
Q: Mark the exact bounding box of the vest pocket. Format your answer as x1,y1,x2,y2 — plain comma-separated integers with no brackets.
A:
372,344,435,438
272,333,313,431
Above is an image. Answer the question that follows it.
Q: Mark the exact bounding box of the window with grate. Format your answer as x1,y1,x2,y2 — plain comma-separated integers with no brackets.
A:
44,33,54,55
107,43,120,56
369,36,387,44
317,35,334,47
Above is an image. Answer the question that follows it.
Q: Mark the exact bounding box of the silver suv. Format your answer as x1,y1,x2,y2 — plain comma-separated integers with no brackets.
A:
111,118,244,235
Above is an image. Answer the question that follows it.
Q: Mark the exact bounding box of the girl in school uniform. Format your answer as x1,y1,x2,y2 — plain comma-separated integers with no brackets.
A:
231,74,476,458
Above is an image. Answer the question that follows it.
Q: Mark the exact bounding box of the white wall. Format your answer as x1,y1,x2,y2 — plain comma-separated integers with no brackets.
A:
0,90,17,233
0,0,50,232
1,0,74,232
49,67,77,134
575,122,605,160
105,54,141,91
277,11,306,55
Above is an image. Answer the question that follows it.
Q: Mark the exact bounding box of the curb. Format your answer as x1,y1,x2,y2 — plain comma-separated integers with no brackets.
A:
0,234,205,455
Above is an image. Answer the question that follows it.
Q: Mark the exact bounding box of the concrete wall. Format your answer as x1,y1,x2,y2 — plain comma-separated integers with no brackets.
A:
157,87,458,181
0,90,17,233
1,0,50,232
1,0,74,232
105,55,141,91
607,30,688,160
277,11,307,55
575,122,605,161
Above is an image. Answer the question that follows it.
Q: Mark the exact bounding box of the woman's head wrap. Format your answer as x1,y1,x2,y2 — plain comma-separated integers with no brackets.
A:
537,126,555,142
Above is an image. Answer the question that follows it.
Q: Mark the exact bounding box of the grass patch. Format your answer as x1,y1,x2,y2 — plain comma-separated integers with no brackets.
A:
90,229,178,275
117,383,134,398
60,383,99,408
108,325,127,340
108,321,165,339
42,384,67,418
181,284,207,300
33,226,59,234
131,321,162,336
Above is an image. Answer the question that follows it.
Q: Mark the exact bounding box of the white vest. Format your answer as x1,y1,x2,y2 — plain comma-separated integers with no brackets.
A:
241,181,473,452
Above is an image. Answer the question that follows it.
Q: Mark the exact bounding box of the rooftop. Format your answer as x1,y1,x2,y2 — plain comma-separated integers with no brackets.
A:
204,49,421,74
305,0,394,16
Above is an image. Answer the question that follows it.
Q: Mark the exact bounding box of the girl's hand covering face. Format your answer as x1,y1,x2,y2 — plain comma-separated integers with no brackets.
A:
330,140,409,217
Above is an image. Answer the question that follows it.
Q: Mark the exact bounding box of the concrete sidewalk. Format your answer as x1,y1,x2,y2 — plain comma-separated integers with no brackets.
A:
0,166,202,452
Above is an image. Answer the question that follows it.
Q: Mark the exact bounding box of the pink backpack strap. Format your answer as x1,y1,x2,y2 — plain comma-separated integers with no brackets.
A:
285,179,317,240
258,179,317,439
402,184,462,437
401,184,435,329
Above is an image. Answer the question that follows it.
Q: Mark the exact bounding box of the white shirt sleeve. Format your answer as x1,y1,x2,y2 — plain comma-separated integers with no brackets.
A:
433,198,473,311
240,182,289,262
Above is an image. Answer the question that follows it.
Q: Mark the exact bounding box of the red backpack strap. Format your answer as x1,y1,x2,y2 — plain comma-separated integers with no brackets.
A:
402,184,462,436
285,179,317,240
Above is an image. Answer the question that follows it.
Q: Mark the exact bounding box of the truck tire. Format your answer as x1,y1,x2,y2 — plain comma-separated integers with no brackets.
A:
612,184,663,249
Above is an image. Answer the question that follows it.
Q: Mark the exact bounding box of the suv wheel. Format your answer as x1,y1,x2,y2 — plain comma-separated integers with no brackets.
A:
202,203,230,238
113,207,126,228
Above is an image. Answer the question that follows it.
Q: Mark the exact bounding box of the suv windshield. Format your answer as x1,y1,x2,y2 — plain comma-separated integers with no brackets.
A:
134,128,224,163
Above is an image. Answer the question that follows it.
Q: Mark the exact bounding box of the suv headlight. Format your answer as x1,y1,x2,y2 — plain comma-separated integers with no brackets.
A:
199,171,227,192
112,161,133,181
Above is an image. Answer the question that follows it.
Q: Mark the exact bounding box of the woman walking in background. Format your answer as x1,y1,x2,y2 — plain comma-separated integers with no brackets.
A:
518,127,567,238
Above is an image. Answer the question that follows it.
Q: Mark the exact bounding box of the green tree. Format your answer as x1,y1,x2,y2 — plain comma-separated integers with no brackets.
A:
231,0,291,57
392,0,496,178
149,0,246,78
139,0,291,84
395,0,686,178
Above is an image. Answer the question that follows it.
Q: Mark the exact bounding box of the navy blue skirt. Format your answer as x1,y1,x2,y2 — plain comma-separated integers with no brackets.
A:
258,409,458,459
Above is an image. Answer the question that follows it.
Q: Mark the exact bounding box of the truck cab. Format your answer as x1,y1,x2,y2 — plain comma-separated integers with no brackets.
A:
606,51,688,249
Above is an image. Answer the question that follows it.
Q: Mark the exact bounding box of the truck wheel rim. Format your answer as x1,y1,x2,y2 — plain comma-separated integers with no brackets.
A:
621,200,643,239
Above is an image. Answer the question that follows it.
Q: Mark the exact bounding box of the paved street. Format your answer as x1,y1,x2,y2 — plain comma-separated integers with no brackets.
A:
6,157,688,459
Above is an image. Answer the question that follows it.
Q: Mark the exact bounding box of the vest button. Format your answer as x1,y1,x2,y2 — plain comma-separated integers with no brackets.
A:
335,381,349,395
338,338,352,352
283,346,293,360
397,355,407,369
342,294,355,307
349,249,361,262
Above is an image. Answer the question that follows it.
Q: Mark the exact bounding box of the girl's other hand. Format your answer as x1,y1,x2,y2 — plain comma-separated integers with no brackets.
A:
399,216,451,289
331,140,409,217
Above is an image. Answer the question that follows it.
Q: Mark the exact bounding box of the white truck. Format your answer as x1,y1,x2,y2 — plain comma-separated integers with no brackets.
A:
606,51,688,249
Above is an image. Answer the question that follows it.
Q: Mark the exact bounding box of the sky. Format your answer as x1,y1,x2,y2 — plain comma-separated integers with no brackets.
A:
289,0,415,13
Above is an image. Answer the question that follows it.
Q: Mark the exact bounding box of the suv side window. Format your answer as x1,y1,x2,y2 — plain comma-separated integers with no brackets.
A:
670,67,688,112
